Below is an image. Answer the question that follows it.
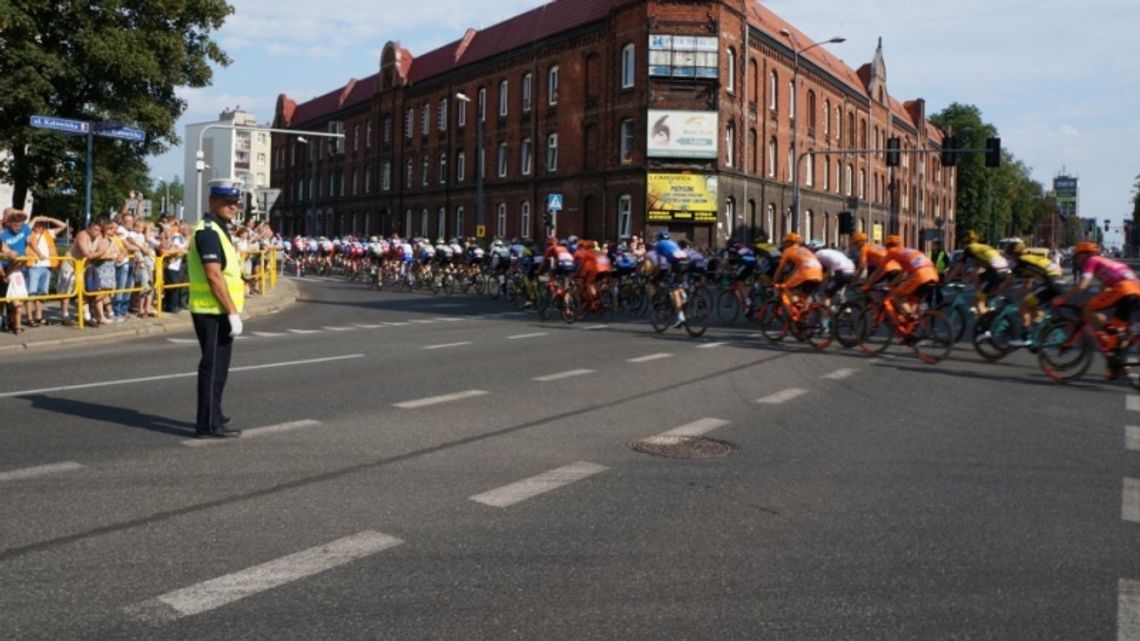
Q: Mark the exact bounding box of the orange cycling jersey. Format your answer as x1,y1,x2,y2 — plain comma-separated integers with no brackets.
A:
574,248,609,276
860,243,901,273
776,246,824,287
885,246,939,298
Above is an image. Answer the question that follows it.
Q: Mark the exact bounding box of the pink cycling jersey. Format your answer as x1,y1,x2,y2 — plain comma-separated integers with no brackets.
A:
1082,255,1137,286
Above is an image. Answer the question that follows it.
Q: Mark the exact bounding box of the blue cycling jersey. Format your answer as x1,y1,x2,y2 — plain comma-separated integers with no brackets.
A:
654,239,682,262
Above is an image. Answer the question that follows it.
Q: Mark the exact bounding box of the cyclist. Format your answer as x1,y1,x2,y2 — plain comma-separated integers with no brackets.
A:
1051,241,1140,380
863,235,939,318
772,232,823,310
574,239,610,306
852,231,900,285
651,231,690,327
945,230,1010,314
1002,239,1063,347
811,240,856,310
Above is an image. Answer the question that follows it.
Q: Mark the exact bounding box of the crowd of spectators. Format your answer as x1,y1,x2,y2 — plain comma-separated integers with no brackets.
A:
0,194,278,334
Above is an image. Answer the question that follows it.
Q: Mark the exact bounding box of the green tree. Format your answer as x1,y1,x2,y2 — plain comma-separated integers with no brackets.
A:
930,103,998,241
0,0,233,209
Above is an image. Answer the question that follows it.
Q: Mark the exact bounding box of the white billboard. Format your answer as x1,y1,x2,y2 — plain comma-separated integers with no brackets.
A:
647,110,719,159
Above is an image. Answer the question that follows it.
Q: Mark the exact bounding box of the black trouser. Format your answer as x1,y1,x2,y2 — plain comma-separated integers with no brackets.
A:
193,313,234,434
163,268,182,312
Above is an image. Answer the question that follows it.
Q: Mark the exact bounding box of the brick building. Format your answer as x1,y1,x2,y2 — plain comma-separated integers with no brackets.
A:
270,0,956,249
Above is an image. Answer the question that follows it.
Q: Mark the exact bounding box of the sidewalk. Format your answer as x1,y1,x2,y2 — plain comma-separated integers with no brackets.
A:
0,279,299,353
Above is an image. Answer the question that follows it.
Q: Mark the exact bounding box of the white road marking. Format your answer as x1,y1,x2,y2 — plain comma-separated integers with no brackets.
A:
1129,396,1140,413
0,354,365,399
823,368,858,380
383,322,411,327
167,338,198,344
322,326,356,332
0,461,84,482
628,353,673,363
288,329,320,334
433,317,464,322
253,331,287,337
393,389,489,409
533,369,595,382
470,461,608,508
1125,478,1140,523
756,388,809,404
1122,579,1140,641
353,324,384,329
428,304,465,308
423,342,472,350
1128,426,1140,452
501,311,527,317
647,418,730,443
581,324,606,331
508,332,548,340
181,420,322,447
695,342,727,349
123,531,403,623
409,319,437,324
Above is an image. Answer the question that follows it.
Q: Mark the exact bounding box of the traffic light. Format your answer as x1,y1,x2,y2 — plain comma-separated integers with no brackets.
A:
940,137,957,167
1106,220,1111,232
886,137,900,167
985,137,1001,168
543,212,553,227
244,191,253,218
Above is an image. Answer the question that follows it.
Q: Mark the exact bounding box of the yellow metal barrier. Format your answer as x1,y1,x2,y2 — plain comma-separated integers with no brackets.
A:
0,256,84,329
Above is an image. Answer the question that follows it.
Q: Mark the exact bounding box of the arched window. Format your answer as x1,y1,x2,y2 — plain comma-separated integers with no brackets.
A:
420,208,429,237
456,151,466,182
823,99,830,136
859,168,866,199
845,164,853,196
769,70,778,112
807,91,817,134
788,79,795,120
499,79,509,117
496,203,507,237
548,65,560,105
725,197,736,238
437,207,446,238
787,144,794,182
726,48,736,93
766,203,776,240
725,124,735,167
749,58,759,103
823,155,830,192
848,112,856,147
439,153,447,184
804,209,813,242
805,152,814,186
520,201,531,238
522,73,533,111
835,160,842,193
454,206,465,237
621,44,636,89
749,128,758,174
768,137,777,177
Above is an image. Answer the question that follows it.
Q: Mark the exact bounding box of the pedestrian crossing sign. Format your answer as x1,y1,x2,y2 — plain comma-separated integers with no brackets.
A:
547,193,563,212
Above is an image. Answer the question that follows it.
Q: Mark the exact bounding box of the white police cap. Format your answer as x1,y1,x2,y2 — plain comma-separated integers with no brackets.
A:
208,178,243,198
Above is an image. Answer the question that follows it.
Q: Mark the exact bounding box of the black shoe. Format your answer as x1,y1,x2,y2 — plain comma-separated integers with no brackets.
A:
221,415,231,426
193,431,214,439
215,428,242,438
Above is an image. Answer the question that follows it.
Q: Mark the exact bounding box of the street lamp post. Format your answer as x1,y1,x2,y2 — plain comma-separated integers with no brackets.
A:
455,92,484,236
781,29,845,236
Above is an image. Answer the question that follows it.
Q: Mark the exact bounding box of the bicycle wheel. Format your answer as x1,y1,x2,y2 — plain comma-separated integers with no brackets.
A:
560,290,578,324
683,293,710,337
649,289,673,333
692,285,715,317
505,274,520,302
716,289,741,324
802,304,832,351
1036,318,1093,382
911,310,954,364
1122,334,1140,390
832,302,862,349
857,308,893,355
972,309,1016,362
756,300,787,343
597,289,616,324
536,287,553,321
442,274,455,297
937,302,970,343
487,274,501,300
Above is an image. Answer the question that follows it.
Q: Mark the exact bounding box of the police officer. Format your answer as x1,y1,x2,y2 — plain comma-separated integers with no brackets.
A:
189,179,246,438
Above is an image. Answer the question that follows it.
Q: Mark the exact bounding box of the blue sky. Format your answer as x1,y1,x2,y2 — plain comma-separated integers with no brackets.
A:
152,0,1140,245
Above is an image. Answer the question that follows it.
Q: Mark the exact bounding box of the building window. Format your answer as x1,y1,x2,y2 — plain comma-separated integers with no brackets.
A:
421,104,430,136
477,87,486,121
835,160,842,193
845,164,853,196
366,122,373,148
421,157,429,186
848,112,855,147
805,154,814,186
823,156,830,192
365,168,371,194
726,47,735,94
439,98,448,131
620,119,634,164
521,201,531,238
457,97,467,127
859,168,866,199
521,138,533,176
404,108,413,139
788,80,795,120
329,173,335,196
439,153,447,184
496,203,507,238
497,142,508,178
455,206,464,237
807,91,817,135
616,195,632,238
547,133,558,171
420,209,429,237
749,128,758,174
766,203,776,239
456,151,466,182
724,124,735,167
787,144,794,182
804,210,813,242
522,73,533,111
823,100,830,136
353,125,359,151
835,107,842,143
725,197,735,237
769,70,777,112
548,65,559,105
352,169,358,194
405,209,412,236
767,137,776,177
499,79,509,117
438,207,446,239
860,119,867,149
621,43,635,89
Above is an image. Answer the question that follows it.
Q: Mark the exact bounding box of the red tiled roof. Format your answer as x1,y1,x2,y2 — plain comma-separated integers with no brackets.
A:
287,72,378,126
749,2,866,97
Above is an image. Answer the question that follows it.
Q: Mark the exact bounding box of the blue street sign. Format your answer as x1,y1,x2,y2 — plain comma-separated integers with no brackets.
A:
30,115,89,135
94,125,146,142
547,193,563,212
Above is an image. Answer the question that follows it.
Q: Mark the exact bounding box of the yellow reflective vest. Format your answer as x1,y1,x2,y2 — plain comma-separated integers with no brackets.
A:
188,218,245,315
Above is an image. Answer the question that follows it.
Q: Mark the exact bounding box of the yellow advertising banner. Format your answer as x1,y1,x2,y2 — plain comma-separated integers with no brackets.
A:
872,223,883,243
646,173,718,224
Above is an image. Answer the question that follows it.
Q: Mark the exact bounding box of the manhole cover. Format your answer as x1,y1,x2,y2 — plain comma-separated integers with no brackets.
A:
627,435,736,460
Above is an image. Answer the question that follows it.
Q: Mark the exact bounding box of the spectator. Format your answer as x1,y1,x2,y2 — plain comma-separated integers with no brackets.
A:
135,220,158,318
1,208,32,332
178,221,192,310
112,203,144,321
24,215,68,326
88,219,118,325
162,221,189,313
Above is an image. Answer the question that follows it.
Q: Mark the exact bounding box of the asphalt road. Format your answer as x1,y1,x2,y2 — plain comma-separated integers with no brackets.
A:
1,276,1137,640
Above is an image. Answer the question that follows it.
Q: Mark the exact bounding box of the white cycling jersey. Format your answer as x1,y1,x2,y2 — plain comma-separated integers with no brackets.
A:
815,248,855,275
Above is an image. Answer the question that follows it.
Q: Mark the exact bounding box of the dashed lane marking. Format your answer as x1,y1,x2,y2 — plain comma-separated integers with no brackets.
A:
409,319,437,325
469,462,608,508
181,420,322,447
1125,478,1140,523
167,338,197,344
508,332,548,340
644,418,730,445
322,326,356,332
383,322,411,327
1121,579,1140,641
756,388,809,404
628,353,673,364
533,369,595,382
823,368,858,380
392,389,489,409
423,342,472,350
288,329,321,334
695,342,727,349
123,531,403,623
1128,426,1140,452
253,331,287,337
1129,396,1140,412
432,317,465,322
353,324,384,329
0,461,84,482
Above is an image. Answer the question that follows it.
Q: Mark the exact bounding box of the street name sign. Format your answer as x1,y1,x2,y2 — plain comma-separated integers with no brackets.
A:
30,115,89,135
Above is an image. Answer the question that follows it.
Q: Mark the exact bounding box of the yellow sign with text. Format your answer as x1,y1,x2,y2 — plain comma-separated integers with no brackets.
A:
646,173,718,224
872,223,883,243
476,224,486,238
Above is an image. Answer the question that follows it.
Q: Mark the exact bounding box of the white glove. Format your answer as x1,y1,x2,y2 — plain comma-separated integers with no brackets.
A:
228,313,244,337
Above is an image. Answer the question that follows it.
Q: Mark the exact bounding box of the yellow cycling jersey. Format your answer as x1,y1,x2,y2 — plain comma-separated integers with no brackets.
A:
1013,253,1062,281
962,242,1009,271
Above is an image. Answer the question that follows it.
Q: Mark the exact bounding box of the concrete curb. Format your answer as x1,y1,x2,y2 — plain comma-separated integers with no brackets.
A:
0,279,299,353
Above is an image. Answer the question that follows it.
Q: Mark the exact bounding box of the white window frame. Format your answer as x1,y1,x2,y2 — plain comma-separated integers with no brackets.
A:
805,154,814,187
477,87,486,122
366,121,373,148
767,138,776,177
724,124,735,167
439,153,447,184
546,133,558,171
548,66,559,106
788,80,795,120
421,104,430,136
497,142,508,178
522,73,533,111
520,201,531,239
382,162,392,191
499,80,508,117
496,203,507,238
621,44,635,89
617,195,632,238
457,97,467,127
457,151,466,182
521,138,533,176
769,70,777,111
438,207,446,239
438,98,447,131
726,48,735,94
620,119,634,164
845,164,853,196
420,209,429,237
823,100,830,136
421,156,429,186
787,144,794,182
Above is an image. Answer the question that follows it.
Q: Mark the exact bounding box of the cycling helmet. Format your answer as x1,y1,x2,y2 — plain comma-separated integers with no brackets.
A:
1008,239,1026,255
1075,241,1100,256
807,240,824,252
655,231,670,241
964,229,982,244
782,232,802,247
884,234,902,248
851,232,868,244
369,236,379,242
